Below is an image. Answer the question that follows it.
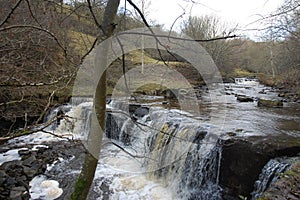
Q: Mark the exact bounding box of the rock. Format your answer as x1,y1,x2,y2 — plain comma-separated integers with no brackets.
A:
236,95,254,102
0,170,8,185
18,149,30,156
23,166,38,178
162,89,178,99
1,160,23,171
128,104,142,114
11,186,26,192
9,190,23,200
226,132,237,137
192,129,207,144
258,99,283,108
259,90,267,94
259,158,300,200
5,176,16,187
219,135,300,199
133,107,149,118
22,155,37,166
9,187,27,200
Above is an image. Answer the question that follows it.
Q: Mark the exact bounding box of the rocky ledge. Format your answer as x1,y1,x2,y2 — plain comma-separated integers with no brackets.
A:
219,134,300,199
258,159,300,200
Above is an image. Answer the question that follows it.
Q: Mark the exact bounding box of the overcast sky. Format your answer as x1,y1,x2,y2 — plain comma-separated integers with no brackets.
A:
124,0,285,39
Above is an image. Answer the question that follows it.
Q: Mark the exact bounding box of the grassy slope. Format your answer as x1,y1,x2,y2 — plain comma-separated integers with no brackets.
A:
106,50,203,95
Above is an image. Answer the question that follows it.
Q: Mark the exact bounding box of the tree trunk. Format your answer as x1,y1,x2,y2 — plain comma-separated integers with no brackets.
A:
70,0,120,199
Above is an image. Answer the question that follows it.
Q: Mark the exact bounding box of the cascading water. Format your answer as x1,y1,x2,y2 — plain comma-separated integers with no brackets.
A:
3,82,300,200
104,100,223,199
251,158,290,199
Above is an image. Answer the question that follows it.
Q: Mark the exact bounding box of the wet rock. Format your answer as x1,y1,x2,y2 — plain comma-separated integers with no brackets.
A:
236,95,254,102
219,135,300,199
133,106,149,118
23,166,38,178
10,186,28,200
193,129,207,144
0,170,8,185
1,160,23,171
259,90,267,94
9,190,23,200
18,149,30,156
259,159,300,200
226,132,237,137
22,155,36,166
162,89,178,99
258,99,283,108
5,176,17,187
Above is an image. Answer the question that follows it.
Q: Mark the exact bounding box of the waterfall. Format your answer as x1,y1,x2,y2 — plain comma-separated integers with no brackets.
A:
70,96,93,106
42,98,93,141
106,101,223,199
43,104,72,130
251,158,290,199
40,98,223,199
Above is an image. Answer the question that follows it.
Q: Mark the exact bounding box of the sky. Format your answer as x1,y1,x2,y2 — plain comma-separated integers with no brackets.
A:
124,0,285,39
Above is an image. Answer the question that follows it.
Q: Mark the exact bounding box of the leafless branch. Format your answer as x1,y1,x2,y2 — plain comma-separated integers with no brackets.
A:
0,0,23,27
117,31,238,42
0,74,73,87
0,92,24,106
87,0,102,29
0,25,67,55
81,37,99,63
0,115,71,144
25,0,43,27
35,90,56,124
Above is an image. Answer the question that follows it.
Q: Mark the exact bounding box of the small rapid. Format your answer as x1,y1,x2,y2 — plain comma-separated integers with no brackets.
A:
0,83,299,200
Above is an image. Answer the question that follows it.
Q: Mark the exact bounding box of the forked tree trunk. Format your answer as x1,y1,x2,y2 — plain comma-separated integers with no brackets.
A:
70,0,120,199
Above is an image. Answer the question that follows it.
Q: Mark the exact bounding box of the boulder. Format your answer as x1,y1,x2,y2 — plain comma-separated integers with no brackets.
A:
257,99,283,108
0,170,8,185
9,186,28,200
162,89,178,99
219,135,300,199
236,95,254,102
258,159,300,200
23,166,38,178
133,106,149,118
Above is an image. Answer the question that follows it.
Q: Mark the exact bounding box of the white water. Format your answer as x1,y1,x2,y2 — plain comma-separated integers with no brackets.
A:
0,148,27,166
29,175,63,200
99,102,223,199
251,158,290,199
5,83,296,199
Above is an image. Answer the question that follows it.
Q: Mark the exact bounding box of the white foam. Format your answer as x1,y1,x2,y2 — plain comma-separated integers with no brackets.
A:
29,175,63,200
32,145,49,151
0,148,27,166
93,142,175,199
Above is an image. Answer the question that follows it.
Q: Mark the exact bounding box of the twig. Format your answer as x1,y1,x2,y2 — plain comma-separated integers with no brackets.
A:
0,25,67,56
0,0,23,27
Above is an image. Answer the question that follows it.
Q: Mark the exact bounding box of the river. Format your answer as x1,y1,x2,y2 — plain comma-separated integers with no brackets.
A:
0,83,299,199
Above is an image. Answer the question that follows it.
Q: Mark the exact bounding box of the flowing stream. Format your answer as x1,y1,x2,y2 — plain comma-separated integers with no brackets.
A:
0,83,299,199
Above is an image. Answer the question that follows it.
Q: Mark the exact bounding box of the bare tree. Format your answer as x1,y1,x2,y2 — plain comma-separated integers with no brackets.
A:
182,15,237,70
264,0,300,86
